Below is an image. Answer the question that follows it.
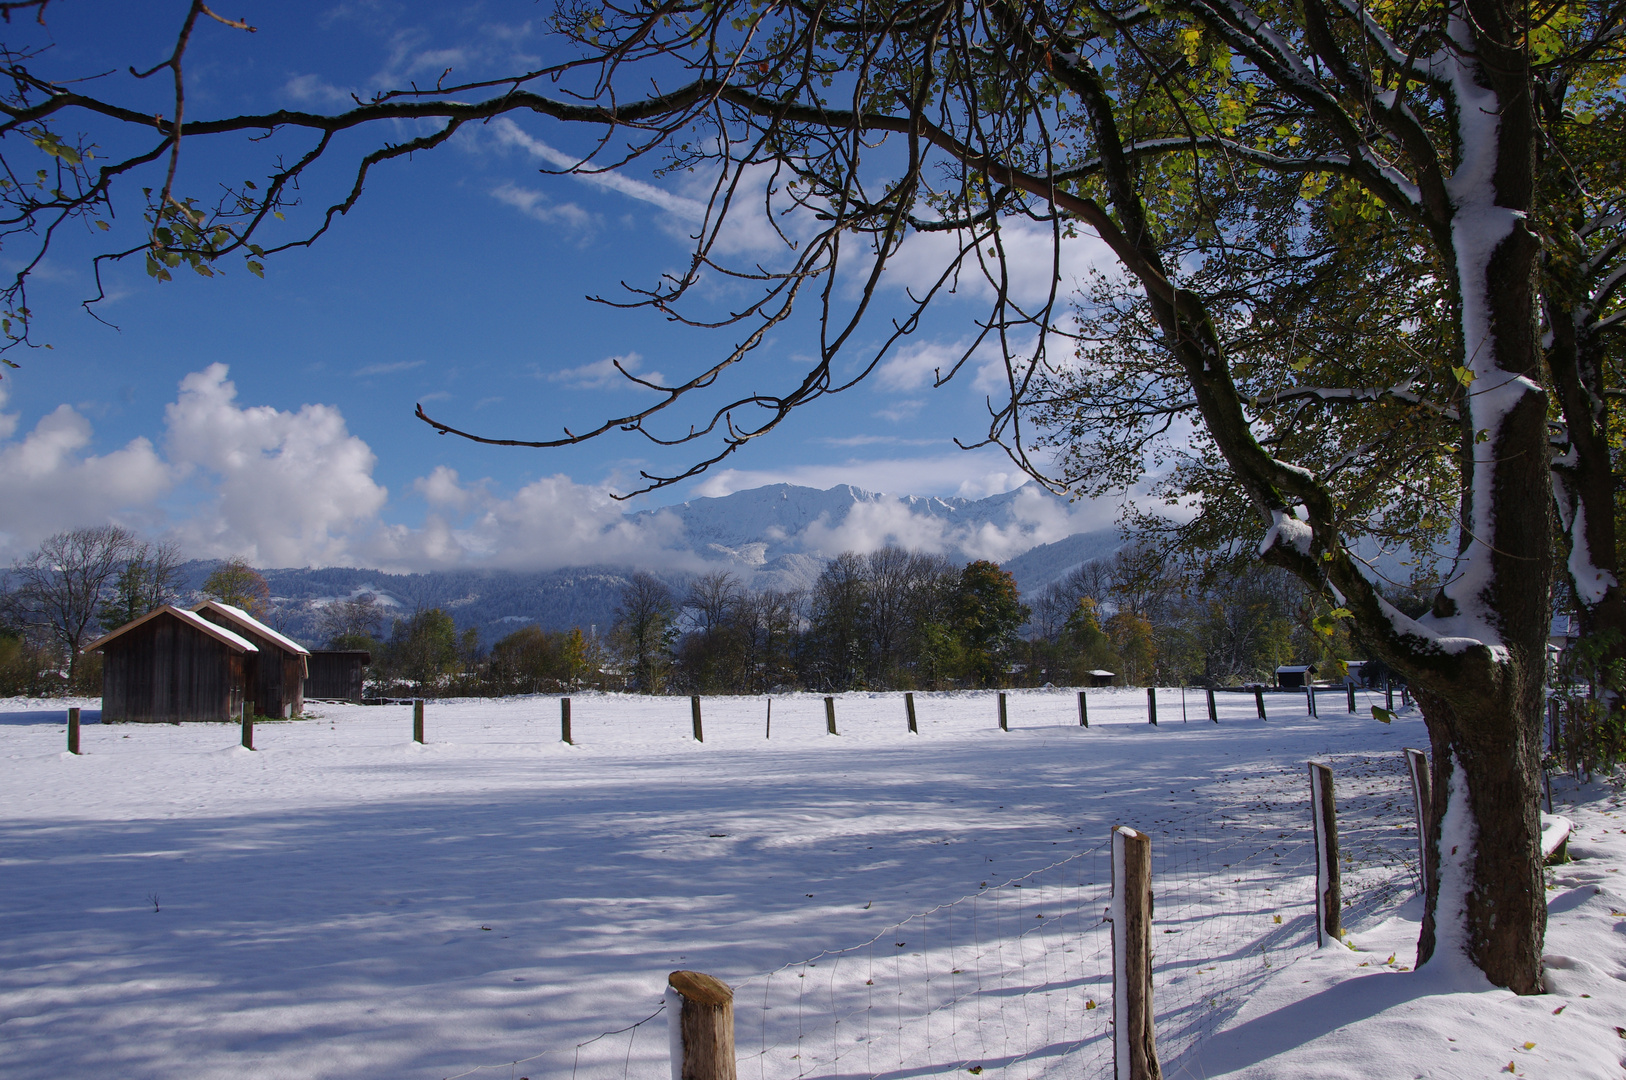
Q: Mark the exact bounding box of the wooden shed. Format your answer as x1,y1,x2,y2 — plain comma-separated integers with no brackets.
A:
305,650,371,702
1082,669,1117,687
193,601,310,719
1276,664,1317,688
88,605,258,723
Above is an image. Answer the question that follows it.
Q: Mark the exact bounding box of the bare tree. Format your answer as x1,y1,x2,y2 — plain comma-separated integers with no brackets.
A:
611,572,677,693
9,526,138,688
318,593,384,648
97,540,184,633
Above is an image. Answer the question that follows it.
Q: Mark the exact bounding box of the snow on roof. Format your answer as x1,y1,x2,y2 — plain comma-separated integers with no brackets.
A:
1276,665,1316,673
86,605,259,653
1085,670,1117,677
192,600,310,655
1549,615,1578,639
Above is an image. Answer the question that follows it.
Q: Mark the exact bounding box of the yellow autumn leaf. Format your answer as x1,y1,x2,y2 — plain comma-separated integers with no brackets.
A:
1273,914,1282,924
1523,1042,1535,1050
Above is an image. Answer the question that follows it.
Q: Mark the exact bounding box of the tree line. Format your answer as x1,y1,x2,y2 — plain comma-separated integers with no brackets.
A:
343,543,1368,698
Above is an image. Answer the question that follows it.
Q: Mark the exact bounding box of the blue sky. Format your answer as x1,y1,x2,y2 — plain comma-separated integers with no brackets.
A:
0,2,1122,568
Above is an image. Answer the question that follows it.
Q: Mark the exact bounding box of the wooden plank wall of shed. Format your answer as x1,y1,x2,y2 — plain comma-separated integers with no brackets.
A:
101,616,240,723
305,652,367,702
195,610,305,718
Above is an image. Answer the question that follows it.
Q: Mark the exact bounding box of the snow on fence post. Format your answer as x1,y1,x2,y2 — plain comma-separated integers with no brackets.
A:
1404,748,1432,897
1110,825,1161,1080
241,701,254,751
1346,684,1356,713
1254,687,1267,720
412,699,424,744
67,707,80,755
905,692,917,734
1078,690,1088,727
999,692,1009,731
1206,688,1217,724
1146,687,1157,726
824,696,837,735
1308,761,1341,946
666,970,736,1080
561,697,573,745
691,696,704,743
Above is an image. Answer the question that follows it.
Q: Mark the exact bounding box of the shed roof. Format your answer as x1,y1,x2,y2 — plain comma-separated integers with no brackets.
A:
86,605,259,654
193,600,310,656
1276,664,1317,674
1085,670,1117,677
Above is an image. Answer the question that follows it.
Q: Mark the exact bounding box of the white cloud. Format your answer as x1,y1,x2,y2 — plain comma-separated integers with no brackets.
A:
283,73,356,109
491,119,706,223
692,451,1036,502
355,359,426,377
545,351,665,391
162,364,389,567
490,183,596,232
375,468,704,572
0,386,173,558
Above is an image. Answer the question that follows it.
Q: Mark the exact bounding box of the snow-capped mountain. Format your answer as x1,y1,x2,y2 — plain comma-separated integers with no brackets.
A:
198,482,1122,645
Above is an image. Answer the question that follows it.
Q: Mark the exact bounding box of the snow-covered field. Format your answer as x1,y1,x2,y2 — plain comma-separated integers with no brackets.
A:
1,688,1621,1080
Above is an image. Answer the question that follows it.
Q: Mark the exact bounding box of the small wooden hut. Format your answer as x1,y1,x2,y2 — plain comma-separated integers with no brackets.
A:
305,650,371,702
193,601,310,719
1082,669,1117,687
1275,664,1317,689
88,606,258,723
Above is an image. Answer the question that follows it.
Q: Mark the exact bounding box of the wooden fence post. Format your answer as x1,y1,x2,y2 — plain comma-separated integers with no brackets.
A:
666,970,736,1080
1346,683,1356,713
1308,761,1341,946
561,697,573,745
1206,688,1217,724
824,696,837,735
1146,687,1157,726
412,699,424,744
998,691,1009,731
241,700,254,751
1111,825,1161,1080
1254,687,1267,720
905,692,917,734
691,696,704,743
766,697,772,739
1305,684,1316,717
1078,690,1088,727
1386,680,1394,713
1403,748,1432,898
67,706,81,755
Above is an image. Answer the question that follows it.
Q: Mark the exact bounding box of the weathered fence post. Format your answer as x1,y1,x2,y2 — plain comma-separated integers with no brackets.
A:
765,697,772,739
1146,687,1157,726
691,696,704,743
998,691,1009,731
1403,748,1432,898
1386,680,1394,713
1078,690,1088,727
1111,825,1161,1080
1308,761,1341,946
1254,687,1267,721
1401,684,1411,709
1346,683,1356,713
905,692,917,734
1305,684,1316,717
67,706,81,755
1206,688,1217,724
561,697,573,745
666,970,736,1080
241,700,254,751
412,699,424,744
824,696,837,735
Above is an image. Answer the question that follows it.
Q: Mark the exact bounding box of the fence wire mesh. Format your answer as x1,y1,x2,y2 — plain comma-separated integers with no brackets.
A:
441,739,1423,1080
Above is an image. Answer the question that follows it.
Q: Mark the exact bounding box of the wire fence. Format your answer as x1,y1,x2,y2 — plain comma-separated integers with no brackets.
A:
439,746,1423,1080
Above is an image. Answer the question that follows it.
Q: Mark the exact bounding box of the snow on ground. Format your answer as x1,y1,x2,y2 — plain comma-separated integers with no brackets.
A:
0,688,1621,1080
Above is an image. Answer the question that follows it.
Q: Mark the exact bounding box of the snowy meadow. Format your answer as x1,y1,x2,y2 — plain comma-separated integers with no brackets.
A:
1,689,1622,1080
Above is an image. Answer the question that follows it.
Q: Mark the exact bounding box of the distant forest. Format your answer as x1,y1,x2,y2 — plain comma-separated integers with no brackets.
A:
342,544,1387,697
1,526,1394,697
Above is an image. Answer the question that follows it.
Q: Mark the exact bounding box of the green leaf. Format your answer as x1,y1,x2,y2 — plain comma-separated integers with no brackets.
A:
1451,365,1476,386
1372,706,1395,724
246,260,264,278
